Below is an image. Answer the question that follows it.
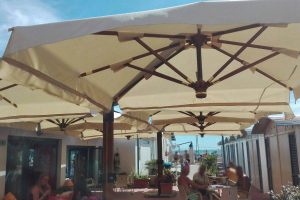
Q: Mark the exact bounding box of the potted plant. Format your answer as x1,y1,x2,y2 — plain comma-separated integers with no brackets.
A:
160,164,175,195
133,174,149,188
202,153,219,176
145,159,158,175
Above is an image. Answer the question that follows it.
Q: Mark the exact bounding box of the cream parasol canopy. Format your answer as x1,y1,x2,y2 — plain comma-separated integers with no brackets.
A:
0,0,298,118
2,1,299,198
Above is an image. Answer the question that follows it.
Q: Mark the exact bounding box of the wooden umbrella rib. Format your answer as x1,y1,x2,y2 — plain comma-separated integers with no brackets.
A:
189,123,200,129
79,42,181,78
207,112,220,117
135,38,193,84
211,45,292,90
68,116,86,125
210,44,245,64
126,63,191,87
2,96,17,108
218,39,274,51
46,119,60,126
55,119,61,124
79,65,110,78
211,52,280,85
178,111,194,117
187,111,197,117
94,30,187,39
151,111,161,116
204,122,216,128
211,23,262,36
113,46,186,101
255,69,292,90
69,113,91,125
0,84,18,92
209,26,267,82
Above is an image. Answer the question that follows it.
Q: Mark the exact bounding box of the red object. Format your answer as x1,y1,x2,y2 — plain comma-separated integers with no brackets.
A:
160,183,173,194
134,179,149,188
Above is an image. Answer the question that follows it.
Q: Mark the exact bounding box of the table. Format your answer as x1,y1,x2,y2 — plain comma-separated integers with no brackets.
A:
207,185,232,200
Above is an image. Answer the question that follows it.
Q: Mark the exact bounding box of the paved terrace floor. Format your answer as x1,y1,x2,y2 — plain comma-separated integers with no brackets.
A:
92,188,181,200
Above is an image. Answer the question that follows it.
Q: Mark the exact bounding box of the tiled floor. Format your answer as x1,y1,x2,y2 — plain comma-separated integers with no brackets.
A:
92,187,182,200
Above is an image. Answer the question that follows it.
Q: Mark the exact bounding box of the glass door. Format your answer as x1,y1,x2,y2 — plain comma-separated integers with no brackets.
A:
5,136,58,200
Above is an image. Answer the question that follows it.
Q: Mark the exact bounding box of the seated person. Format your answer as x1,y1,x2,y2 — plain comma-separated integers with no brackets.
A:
193,165,210,196
178,163,206,200
30,174,51,200
236,166,251,198
226,162,238,184
73,175,91,200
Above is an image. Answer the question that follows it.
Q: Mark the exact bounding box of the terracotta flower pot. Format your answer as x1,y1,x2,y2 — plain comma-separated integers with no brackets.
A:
133,179,149,188
160,182,173,194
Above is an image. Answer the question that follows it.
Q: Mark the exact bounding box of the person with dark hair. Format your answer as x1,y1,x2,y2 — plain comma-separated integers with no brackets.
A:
73,175,91,200
30,174,51,200
236,166,251,198
226,161,238,184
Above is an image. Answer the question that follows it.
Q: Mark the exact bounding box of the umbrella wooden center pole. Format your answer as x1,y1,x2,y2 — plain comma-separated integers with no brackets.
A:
190,30,210,98
102,108,114,200
157,131,163,195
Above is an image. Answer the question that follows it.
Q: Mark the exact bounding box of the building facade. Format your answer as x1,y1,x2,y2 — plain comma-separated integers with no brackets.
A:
0,126,157,198
222,119,300,193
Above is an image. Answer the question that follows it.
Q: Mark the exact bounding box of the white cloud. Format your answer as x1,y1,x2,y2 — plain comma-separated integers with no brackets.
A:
290,102,300,116
0,0,61,55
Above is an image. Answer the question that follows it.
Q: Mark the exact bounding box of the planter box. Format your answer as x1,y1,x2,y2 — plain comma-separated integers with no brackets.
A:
134,179,149,188
160,183,173,194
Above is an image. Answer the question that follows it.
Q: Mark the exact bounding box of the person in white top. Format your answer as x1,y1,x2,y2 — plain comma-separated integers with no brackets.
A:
193,165,210,196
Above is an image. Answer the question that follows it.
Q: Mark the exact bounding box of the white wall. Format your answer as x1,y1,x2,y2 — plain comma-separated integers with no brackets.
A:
114,138,136,175
242,141,250,177
258,135,269,193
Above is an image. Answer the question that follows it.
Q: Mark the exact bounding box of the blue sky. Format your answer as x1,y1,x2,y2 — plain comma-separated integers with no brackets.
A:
0,0,299,150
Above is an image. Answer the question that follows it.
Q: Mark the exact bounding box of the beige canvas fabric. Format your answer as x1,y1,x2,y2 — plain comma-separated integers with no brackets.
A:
0,0,299,138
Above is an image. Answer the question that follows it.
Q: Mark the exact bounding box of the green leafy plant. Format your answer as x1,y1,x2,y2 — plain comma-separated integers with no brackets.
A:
145,159,158,175
270,184,300,200
202,153,218,176
161,169,176,183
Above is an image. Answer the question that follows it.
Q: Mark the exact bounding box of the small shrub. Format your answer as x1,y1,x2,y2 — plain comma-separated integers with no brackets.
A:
269,184,300,200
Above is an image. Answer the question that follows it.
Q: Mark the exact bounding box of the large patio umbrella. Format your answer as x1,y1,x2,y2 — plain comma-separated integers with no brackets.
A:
1,0,300,198
0,1,299,114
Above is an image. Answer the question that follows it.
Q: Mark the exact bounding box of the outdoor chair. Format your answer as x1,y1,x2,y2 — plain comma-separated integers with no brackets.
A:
178,184,203,200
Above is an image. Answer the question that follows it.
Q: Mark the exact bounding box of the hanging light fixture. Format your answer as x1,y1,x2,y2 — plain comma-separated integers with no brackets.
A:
35,121,43,136
171,132,176,141
126,135,132,140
